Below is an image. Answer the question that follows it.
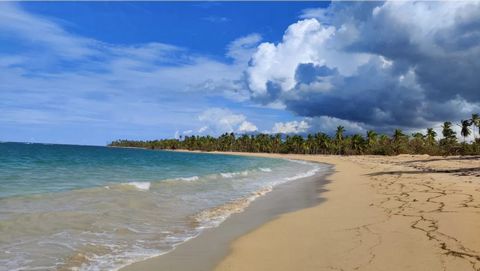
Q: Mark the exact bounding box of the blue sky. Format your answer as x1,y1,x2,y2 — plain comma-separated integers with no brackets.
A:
0,2,325,145
21,2,326,57
1,1,479,145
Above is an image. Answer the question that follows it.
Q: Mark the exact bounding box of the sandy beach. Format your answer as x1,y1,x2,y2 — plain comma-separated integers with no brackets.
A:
122,153,480,271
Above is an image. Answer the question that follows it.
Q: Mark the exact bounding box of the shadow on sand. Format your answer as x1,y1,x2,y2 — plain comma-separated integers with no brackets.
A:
368,167,480,177
403,156,480,164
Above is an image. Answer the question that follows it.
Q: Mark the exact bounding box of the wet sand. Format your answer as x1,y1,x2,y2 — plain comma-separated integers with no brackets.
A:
120,161,331,271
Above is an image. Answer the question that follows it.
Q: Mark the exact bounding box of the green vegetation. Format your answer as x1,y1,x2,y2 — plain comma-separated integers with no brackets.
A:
109,115,480,156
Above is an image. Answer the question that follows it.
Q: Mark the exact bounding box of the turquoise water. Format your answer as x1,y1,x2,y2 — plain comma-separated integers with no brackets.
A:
0,142,326,271
0,143,284,198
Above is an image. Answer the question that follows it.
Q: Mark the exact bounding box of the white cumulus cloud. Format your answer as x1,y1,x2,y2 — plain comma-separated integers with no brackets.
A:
244,1,480,131
271,120,310,134
197,108,258,135
237,120,258,133
247,19,336,99
226,33,262,63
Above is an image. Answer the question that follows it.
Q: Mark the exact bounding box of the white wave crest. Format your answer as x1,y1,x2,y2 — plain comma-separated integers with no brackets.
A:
220,172,234,178
284,167,320,181
259,167,272,172
220,170,249,178
176,176,199,182
194,185,273,228
285,159,312,165
123,182,151,191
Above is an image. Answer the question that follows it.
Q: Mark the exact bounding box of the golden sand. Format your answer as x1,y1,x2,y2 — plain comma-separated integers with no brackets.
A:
213,154,480,271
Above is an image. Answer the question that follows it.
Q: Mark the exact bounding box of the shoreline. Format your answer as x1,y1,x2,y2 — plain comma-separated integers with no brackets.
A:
120,155,332,271
122,152,480,271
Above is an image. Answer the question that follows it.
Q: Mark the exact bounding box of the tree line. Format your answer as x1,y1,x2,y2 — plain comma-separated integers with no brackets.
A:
109,114,480,156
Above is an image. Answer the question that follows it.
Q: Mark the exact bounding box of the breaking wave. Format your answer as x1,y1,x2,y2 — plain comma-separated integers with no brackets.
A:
121,182,151,191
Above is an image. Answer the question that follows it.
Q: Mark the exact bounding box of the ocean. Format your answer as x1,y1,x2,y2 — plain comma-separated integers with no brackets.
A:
0,142,326,271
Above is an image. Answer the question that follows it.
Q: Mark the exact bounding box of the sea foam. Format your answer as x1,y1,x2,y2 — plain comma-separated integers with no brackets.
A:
220,170,249,178
284,167,320,181
176,176,199,181
194,185,273,228
123,182,151,191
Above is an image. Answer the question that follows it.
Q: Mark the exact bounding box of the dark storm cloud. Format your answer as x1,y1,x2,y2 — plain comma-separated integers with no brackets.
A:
294,64,337,85
343,1,480,103
286,59,427,128
246,1,480,130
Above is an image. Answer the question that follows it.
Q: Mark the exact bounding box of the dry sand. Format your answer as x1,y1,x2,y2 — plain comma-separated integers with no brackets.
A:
214,153,480,271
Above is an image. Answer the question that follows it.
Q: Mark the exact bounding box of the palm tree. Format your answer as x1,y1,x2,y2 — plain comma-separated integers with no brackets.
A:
426,128,437,145
272,134,282,153
391,129,407,154
305,134,315,154
366,130,378,146
109,114,480,155
392,129,405,143
335,126,345,154
412,132,425,140
315,133,330,154
460,120,472,143
439,121,458,155
410,132,425,153
335,126,345,142
350,134,365,154
442,121,457,143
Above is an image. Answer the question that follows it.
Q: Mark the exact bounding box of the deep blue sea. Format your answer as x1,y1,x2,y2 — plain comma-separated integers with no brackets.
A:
0,142,325,271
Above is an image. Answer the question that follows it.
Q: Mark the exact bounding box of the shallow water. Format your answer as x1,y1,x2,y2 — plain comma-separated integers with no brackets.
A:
0,143,326,270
